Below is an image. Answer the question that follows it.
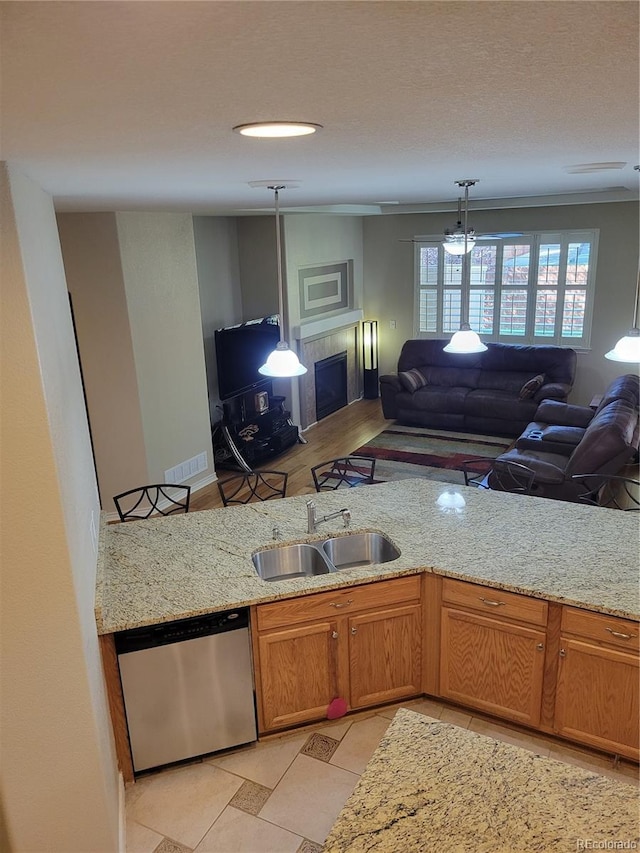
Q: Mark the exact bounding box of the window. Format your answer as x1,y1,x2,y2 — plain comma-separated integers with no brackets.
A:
415,230,598,348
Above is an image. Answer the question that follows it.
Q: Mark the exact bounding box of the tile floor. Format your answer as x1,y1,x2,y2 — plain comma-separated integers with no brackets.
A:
125,698,639,853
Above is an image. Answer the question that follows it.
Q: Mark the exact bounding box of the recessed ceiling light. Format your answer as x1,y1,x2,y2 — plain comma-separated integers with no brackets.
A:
233,122,322,138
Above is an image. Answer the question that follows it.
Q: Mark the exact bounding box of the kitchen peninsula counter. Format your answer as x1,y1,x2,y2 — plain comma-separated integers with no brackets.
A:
96,479,639,634
323,708,639,853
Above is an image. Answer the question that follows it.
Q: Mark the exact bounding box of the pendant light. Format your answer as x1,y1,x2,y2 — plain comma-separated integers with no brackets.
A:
443,180,487,354
258,185,307,377
605,262,640,363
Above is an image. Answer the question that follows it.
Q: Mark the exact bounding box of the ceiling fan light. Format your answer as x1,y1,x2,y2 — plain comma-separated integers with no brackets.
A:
604,328,640,363
443,232,476,255
443,326,488,354
234,122,322,138
259,341,308,377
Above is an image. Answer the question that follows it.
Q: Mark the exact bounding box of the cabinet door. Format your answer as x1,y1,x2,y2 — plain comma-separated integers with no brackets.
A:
555,638,639,760
257,620,338,731
349,604,422,709
440,608,546,726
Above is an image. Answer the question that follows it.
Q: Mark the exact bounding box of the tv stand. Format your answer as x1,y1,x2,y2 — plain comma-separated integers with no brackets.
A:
212,386,300,472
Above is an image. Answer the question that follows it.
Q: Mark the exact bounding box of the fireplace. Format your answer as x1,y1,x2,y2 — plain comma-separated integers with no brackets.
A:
315,351,348,420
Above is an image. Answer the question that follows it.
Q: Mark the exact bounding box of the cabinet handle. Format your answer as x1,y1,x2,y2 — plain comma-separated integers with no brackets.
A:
332,631,338,639
559,648,566,657
351,626,358,636
536,643,544,651
606,628,636,641
479,597,505,608
330,599,354,609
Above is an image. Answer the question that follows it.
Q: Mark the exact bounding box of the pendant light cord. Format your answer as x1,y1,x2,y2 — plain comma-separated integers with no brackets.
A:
271,185,286,345
633,261,640,330
461,183,470,328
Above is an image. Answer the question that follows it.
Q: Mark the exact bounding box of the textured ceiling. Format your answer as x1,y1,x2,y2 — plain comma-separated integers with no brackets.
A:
1,1,638,214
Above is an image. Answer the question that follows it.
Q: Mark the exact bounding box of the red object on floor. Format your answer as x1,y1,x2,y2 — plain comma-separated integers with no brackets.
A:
327,697,348,719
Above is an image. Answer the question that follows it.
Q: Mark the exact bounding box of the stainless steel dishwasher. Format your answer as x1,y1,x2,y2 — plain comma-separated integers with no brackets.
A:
115,608,257,772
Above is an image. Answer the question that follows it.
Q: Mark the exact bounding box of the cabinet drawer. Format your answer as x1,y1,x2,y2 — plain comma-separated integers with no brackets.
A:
256,575,421,631
441,578,548,627
562,607,640,653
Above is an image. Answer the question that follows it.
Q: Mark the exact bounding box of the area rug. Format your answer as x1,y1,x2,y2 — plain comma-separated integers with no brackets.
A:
351,425,513,485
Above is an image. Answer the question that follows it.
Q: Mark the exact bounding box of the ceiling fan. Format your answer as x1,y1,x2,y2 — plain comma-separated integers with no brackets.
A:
401,179,524,246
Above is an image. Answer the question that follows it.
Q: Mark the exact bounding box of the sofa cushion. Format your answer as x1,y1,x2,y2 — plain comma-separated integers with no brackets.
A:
534,400,595,428
398,367,428,393
595,373,640,413
566,401,639,476
477,370,534,395
420,365,481,389
516,423,585,455
519,374,545,399
411,385,471,414
465,388,538,422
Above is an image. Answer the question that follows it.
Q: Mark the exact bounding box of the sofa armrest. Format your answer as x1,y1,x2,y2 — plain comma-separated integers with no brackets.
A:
534,381,572,403
534,399,595,428
379,374,402,419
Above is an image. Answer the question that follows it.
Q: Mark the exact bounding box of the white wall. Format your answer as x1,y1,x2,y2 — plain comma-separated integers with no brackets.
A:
193,215,242,419
116,212,215,484
58,212,148,509
0,164,120,851
363,201,639,405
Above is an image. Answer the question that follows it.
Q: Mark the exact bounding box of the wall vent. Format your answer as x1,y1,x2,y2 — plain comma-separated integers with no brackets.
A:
164,452,208,484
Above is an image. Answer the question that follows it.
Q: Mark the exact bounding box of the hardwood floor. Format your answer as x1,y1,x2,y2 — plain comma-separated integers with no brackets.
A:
189,398,389,512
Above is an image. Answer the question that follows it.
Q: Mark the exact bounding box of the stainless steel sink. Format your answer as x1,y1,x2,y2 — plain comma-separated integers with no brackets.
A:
321,532,401,570
252,543,332,582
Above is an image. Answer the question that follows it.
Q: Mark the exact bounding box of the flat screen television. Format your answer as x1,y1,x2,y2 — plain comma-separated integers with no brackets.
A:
214,316,280,400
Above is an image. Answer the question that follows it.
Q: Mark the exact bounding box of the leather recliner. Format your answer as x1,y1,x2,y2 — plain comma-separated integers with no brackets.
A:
491,374,640,502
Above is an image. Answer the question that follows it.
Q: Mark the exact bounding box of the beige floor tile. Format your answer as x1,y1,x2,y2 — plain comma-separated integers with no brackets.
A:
259,754,359,844
403,698,444,720
127,763,242,849
469,717,552,757
194,806,302,853
206,732,308,788
615,760,640,786
549,744,638,785
125,818,164,853
440,706,472,729
311,717,353,740
375,705,400,720
329,714,390,775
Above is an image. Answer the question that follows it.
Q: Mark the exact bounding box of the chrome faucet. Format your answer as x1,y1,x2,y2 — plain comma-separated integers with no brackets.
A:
306,500,351,534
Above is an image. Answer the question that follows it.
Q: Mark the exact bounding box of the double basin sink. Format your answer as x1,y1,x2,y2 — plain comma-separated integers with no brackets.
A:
253,532,401,582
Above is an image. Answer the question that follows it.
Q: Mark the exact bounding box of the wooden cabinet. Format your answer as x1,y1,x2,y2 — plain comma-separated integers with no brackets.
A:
554,607,639,760
439,578,548,727
253,575,422,732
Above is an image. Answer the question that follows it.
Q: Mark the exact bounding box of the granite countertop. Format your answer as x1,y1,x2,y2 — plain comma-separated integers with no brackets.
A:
323,708,639,853
95,478,640,634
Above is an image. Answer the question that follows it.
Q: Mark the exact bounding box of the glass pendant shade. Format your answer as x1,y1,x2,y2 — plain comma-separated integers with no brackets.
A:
443,231,476,255
604,328,640,363
443,325,488,354
259,341,307,377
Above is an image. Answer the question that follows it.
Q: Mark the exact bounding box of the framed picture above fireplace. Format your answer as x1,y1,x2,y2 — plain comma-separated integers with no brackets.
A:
298,260,353,320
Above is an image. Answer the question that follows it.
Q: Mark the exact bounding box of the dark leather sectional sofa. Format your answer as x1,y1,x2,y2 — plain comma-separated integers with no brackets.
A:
491,373,640,502
379,339,577,437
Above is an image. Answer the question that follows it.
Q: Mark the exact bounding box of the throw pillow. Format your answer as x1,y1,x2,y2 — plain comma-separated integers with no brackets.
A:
398,367,428,393
519,373,545,400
